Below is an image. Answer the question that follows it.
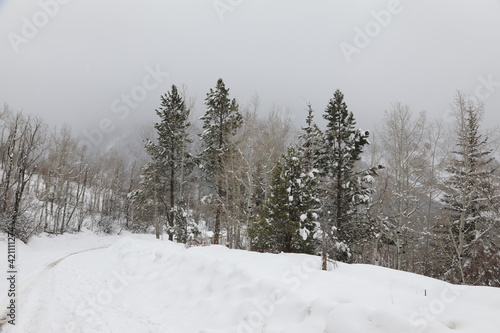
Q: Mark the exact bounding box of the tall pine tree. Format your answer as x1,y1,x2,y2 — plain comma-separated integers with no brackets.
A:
143,84,192,240
199,78,243,244
321,89,372,261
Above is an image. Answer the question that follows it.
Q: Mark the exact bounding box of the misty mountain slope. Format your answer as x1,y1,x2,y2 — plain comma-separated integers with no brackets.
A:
1,232,499,333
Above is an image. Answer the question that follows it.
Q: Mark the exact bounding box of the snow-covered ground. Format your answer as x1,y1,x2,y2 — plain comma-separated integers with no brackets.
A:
0,231,499,333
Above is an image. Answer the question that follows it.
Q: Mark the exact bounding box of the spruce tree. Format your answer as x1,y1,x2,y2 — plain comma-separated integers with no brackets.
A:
300,104,324,171
250,147,319,254
321,89,371,261
173,200,200,244
143,84,192,240
440,92,500,285
298,105,328,267
199,78,243,244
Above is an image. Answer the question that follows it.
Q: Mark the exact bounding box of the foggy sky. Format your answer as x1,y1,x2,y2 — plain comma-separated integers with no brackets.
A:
1,0,500,146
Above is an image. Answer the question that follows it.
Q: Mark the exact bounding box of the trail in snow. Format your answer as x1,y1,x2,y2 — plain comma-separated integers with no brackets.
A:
0,232,126,332
4,247,110,332
15,247,167,333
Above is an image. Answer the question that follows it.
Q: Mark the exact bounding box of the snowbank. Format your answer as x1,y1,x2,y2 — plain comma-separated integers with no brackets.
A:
0,232,499,332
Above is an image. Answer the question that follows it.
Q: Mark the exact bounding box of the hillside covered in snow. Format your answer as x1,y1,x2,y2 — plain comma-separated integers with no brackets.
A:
1,232,499,333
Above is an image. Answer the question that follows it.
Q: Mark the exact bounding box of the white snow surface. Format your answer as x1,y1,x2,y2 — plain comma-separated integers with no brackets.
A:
1,231,500,333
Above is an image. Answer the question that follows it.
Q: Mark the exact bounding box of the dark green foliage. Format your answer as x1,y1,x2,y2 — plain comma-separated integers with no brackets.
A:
199,78,243,244
250,147,319,254
321,89,372,261
142,84,192,240
172,201,200,244
199,78,243,180
299,104,324,171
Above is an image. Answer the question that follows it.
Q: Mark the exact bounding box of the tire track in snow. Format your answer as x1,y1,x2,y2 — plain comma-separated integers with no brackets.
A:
0,246,110,331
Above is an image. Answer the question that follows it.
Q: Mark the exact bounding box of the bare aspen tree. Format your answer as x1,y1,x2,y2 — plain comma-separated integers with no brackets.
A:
379,104,427,270
419,119,449,275
0,110,47,241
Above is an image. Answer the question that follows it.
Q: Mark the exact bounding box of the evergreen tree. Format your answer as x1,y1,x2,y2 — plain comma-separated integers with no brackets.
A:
321,89,372,261
143,85,192,240
299,104,324,171
250,147,319,254
440,92,500,285
298,105,329,268
172,200,200,244
199,78,243,244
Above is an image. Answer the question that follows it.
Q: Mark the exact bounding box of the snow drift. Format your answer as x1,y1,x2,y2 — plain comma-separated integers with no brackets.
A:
1,232,499,333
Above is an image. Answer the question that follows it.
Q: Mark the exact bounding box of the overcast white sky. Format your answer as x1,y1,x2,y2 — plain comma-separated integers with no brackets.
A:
1,0,500,144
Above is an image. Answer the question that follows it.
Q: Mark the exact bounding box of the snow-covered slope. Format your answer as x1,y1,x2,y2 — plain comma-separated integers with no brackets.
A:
1,232,499,333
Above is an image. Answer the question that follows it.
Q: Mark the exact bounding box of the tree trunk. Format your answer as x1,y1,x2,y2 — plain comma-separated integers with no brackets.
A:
169,156,175,241
322,219,328,270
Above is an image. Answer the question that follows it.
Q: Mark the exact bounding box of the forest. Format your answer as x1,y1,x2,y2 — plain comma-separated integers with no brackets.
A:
1,79,499,287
